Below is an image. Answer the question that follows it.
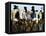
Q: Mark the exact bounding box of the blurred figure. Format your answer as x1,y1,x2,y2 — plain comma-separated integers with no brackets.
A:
19,7,27,20
11,5,19,22
27,10,32,21
23,7,27,20
35,10,39,24
24,7,27,12
31,6,35,19
38,10,42,20
22,7,27,20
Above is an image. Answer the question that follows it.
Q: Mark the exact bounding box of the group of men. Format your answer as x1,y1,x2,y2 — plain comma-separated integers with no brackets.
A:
11,5,44,32
11,5,43,24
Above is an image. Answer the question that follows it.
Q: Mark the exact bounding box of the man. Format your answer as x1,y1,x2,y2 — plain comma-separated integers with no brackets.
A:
38,10,42,20
19,7,27,20
11,5,19,22
31,6,35,19
35,10,39,24
27,10,32,21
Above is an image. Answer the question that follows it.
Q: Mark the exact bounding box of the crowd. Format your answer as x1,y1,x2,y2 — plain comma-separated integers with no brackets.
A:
11,5,44,32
